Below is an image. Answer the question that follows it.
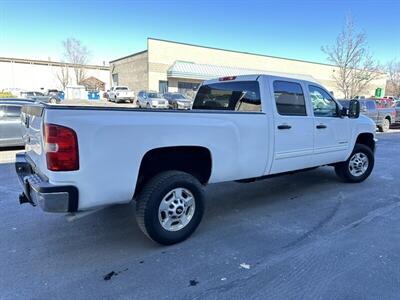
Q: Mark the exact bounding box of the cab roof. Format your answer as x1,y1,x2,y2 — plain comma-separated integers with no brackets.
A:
203,73,319,85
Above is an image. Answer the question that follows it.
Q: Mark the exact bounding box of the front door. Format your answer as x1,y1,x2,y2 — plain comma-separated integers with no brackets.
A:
270,80,314,174
308,85,350,165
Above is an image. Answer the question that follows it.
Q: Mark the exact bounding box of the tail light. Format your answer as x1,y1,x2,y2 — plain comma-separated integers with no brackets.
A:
44,123,79,171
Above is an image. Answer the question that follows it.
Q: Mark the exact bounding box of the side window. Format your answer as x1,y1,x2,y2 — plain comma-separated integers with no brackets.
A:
273,81,306,116
193,81,261,112
309,85,338,117
359,101,367,112
367,101,375,110
6,106,22,118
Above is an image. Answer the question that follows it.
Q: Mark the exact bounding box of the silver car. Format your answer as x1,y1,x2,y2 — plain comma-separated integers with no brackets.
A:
0,99,35,147
136,91,169,109
163,92,192,109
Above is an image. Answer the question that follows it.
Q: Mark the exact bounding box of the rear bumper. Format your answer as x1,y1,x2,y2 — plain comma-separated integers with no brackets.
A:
15,153,78,212
152,104,169,108
117,97,134,100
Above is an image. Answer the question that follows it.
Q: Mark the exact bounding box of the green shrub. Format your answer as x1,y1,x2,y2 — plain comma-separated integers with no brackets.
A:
0,92,15,98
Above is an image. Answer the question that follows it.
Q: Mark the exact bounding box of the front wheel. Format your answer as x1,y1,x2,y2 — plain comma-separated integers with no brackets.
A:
335,143,374,183
136,171,205,245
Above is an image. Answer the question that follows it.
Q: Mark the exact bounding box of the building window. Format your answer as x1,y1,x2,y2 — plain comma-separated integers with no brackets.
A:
273,81,307,116
159,81,168,93
112,74,119,86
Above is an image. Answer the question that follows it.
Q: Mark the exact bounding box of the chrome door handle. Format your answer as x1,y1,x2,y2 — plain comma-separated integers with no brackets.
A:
316,124,327,129
277,124,291,130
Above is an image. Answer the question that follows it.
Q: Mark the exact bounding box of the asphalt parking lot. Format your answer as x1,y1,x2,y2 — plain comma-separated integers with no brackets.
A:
1,132,400,299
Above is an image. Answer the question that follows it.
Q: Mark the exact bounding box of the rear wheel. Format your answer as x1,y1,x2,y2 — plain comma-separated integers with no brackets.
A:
135,171,205,245
379,118,390,132
335,143,374,183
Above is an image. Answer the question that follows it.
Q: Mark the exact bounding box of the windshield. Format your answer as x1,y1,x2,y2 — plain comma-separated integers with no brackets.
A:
148,93,163,98
116,87,128,91
171,94,187,100
193,81,261,111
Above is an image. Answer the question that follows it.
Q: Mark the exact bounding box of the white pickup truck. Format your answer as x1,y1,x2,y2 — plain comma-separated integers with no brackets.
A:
108,86,135,103
16,74,376,245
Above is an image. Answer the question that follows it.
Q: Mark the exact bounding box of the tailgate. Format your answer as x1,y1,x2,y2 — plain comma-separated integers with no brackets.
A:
21,104,47,172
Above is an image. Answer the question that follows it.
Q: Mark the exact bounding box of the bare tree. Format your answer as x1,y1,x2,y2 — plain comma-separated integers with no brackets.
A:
62,38,90,84
322,17,381,98
57,63,70,89
386,60,400,97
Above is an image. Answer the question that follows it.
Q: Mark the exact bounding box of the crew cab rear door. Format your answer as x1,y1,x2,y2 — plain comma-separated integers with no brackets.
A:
308,85,350,165
269,79,314,174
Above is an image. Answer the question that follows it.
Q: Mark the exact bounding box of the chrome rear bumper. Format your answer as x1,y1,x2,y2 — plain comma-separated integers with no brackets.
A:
15,153,78,212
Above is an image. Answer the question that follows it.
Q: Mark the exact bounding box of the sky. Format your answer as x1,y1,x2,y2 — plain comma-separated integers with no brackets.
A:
1,0,400,66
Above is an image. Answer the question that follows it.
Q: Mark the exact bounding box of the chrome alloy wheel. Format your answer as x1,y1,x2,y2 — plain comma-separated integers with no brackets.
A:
158,188,196,231
349,152,369,177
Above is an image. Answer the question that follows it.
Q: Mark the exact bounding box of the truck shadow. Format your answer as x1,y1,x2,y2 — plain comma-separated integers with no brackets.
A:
82,166,344,249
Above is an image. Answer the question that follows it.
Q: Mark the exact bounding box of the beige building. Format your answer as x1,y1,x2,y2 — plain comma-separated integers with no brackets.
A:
110,38,387,98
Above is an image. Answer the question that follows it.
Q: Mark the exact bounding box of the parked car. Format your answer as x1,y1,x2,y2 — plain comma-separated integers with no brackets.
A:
0,98,35,147
338,99,396,132
163,92,192,109
16,74,376,245
21,90,61,104
20,91,45,98
108,86,135,103
136,91,169,108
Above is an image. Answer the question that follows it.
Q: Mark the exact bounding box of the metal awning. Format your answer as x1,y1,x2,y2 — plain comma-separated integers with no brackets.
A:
167,61,318,82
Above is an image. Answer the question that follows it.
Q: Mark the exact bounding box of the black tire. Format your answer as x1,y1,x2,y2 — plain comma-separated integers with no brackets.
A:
146,102,151,109
136,171,205,245
379,118,390,132
334,143,374,183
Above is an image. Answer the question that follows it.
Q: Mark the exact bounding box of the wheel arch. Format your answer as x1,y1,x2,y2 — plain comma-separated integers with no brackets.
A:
134,146,212,197
355,132,376,152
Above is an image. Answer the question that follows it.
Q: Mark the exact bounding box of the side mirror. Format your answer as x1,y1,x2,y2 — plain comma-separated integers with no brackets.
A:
348,99,360,118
